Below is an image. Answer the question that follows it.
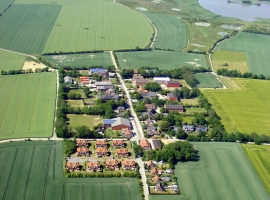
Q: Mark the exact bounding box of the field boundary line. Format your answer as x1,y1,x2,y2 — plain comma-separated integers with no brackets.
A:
2,147,18,200
42,146,52,200
22,145,36,200
53,142,56,180
82,184,85,200
62,183,66,200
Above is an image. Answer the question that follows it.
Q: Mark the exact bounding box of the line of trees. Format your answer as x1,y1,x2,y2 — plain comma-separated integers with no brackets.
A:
217,68,269,80
1,67,49,75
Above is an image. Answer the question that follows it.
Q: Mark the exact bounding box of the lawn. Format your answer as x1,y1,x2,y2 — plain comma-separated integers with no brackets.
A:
0,141,141,200
217,32,270,76
185,107,206,114
43,0,153,53
42,52,113,68
211,49,249,73
180,98,199,106
195,73,223,88
0,4,61,54
0,73,56,140
116,50,208,69
66,100,84,108
144,13,187,51
242,144,270,193
67,114,103,130
202,78,270,134
0,49,26,71
68,88,86,98
149,142,270,200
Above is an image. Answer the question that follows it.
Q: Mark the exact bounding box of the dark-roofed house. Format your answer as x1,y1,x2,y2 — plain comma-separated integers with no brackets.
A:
164,104,184,113
183,125,195,133
167,93,178,102
196,125,208,132
116,106,125,113
147,130,160,137
152,140,162,150
103,117,131,130
95,81,113,91
97,94,119,101
64,76,73,85
165,81,181,88
155,182,164,192
140,92,157,100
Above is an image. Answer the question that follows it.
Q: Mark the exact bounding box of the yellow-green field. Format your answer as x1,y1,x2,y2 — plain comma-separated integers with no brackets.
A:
181,98,199,105
219,76,241,90
212,50,249,73
67,114,103,130
0,49,26,71
242,144,270,194
66,100,84,108
202,79,270,134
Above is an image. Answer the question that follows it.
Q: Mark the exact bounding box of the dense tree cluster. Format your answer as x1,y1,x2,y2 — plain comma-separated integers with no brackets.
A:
144,82,161,92
63,139,76,156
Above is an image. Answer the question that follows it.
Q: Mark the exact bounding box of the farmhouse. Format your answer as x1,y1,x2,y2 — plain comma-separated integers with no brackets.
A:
64,76,73,85
122,159,136,170
87,161,101,171
76,147,90,156
140,91,157,100
95,140,108,148
106,159,120,170
103,117,131,130
116,149,129,157
95,81,113,91
112,140,125,148
165,81,181,88
90,68,106,75
66,162,80,171
76,140,88,147
152,140,162,150
167,93,178,101
140,138,151,150
153,77,170,83
80,76,89,85
164,104,184,113
183,125,195,133
96,147,109,157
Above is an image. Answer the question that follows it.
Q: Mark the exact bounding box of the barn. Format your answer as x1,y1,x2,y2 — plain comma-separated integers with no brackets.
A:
103,117,131,130
165,81,181,88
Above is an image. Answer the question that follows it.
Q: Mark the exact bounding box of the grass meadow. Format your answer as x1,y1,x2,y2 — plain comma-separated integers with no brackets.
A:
0,4,61,54
116,50,208,69
149,142,270,200
0,141,141,200
43,0,153,53
202,79,270,134
144,13,187,51
242,144,270,193
42,52,112,68
218,32,270,76
0,73,56,140
67,114,103,131
195,73,223,88
0,49,26,70
212,49,249,73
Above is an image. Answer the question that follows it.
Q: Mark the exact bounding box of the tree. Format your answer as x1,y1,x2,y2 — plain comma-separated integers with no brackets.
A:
183,71,198,87
192,114,207,125
159,121,170,132
133,142,143,157
63,140,76,156
144,82,161,92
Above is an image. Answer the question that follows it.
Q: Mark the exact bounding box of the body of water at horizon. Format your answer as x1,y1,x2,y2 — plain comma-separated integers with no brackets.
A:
199,0,270,22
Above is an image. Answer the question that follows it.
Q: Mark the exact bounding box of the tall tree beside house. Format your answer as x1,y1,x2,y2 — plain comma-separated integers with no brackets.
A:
144,82,161,92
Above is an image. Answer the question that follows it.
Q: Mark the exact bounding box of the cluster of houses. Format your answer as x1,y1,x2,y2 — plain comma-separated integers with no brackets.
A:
139,138,162,150
146,160,178,194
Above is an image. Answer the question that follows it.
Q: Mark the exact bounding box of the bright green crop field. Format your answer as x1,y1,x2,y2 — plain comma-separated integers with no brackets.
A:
150,142,270,200
43,0,153,53
116,50,208,69
217,32,270,76
195,73,223,88
0,0,13,14
144,13,187,51
242,144,270,194
0,4,61,54
0,73,56,140
0,49,26,71
0,141,141,200
42,52,112,68
202,79,270,134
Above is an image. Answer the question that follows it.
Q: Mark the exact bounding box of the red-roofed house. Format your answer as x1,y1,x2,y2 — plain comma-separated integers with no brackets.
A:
122,159,136,170
140,139,151,150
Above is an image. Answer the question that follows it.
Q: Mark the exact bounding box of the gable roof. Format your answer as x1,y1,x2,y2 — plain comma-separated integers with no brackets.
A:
164,104,184,110
167,93,178,99
90,68,106,73
140,138,151,148
106,159,120,165
111,117,130,128
95,81,112,86
152,140,161,149
122,159,136,166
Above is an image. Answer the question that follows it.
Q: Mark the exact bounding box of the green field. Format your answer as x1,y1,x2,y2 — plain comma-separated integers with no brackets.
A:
0,141,140,200
202,79,270,134
0,4,61,54
180,98,199,105
185,107,206,114
116,50,208,69
0,0,13,14
144,13,187,51
0,73,56,140
0,49,26,70
218,32,270,76
195,73,223,88
212,49,249,73
43,0,153,53
150,142,270,200
67,114,103,130
242,144,270,193
42,52,112,68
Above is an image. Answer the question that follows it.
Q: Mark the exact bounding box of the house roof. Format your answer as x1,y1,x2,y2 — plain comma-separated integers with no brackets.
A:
133,74,144,80
122,159,136,166
106,159,120,165
147,160,154,167
116,106,125,111
138,87,148,93
166,81,180,85
183,125,195,131
153,77,170,81
111,117,130,128
167,93,178,99
164,104,184,110
76,147,89,153
116,149,129,154
147,124,156,131
87,161,100,168
140,138,151,148
147,130,160,136
90,68,106,73
66,162,79,168
76,140,88,145
95,140,107,145
103,119,116,125
64,76,72,82
98,94,119,100
196,125,208,132
95,81,112,86
96,147,108,153
152,140,161,149
112,140,124,145
145,104,156,109
151,167,158,174
155,182,164,191
122,128,133,137
152,175,159,182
